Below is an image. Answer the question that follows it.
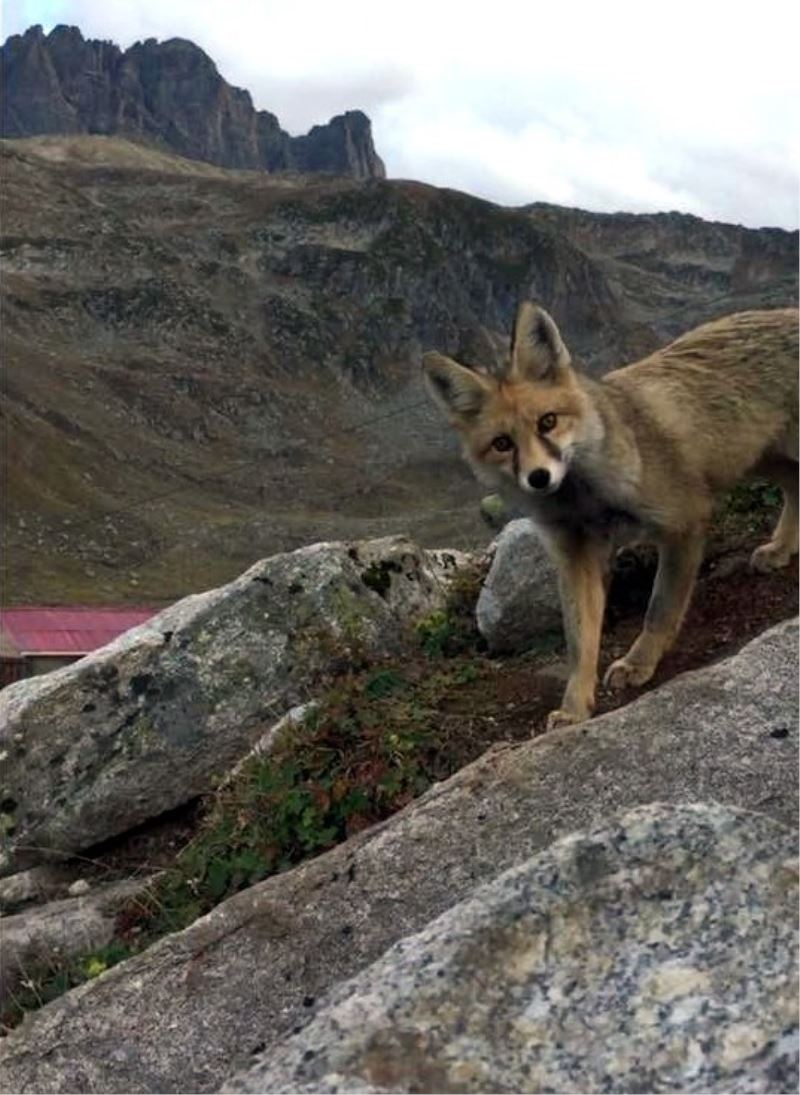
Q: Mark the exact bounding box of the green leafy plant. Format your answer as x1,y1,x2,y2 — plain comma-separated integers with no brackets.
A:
415,610,454,656
364,667,407,698
1,939,136,1032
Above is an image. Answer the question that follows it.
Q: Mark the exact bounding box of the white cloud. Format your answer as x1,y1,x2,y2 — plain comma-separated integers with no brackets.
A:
378,103,706,215
3,0,799,227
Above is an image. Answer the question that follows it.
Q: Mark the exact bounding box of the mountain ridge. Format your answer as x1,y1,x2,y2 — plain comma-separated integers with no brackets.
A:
0,24,385,179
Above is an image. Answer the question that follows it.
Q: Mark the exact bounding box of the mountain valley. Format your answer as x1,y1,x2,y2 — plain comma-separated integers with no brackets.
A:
1,131,797,603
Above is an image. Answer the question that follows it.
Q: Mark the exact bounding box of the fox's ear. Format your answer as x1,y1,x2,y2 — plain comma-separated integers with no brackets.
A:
422,351,492,421
510,302,571,381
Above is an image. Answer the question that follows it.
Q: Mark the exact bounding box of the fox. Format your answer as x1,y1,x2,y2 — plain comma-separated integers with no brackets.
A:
423,302,799,730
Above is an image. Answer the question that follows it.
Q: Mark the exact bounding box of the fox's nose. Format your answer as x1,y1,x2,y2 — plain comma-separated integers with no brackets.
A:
527,468,551,490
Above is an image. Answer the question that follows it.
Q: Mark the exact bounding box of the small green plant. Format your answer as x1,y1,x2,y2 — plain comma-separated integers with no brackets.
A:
364,667,406,698
1,939,136,1032
449,661,480,685
416,610,454,657
723,479,782,514
112,669,448,945
133,651,493,931
413,561,487,658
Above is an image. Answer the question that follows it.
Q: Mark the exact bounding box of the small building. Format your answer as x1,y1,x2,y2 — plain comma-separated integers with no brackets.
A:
0,607,158,687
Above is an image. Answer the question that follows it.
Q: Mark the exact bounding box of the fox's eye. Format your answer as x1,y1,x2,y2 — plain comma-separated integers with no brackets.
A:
491,434,514,452
538,413,557,434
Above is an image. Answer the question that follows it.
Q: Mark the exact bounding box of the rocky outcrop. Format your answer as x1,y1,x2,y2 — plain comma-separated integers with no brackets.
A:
224,803,799,1094
526,203,798,340
291,111,384,179
476,519,561,652
0,25,385,178
0,618,794,1095
0,537,466,876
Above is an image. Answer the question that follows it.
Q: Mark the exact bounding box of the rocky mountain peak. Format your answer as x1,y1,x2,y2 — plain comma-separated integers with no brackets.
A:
0,24,386,179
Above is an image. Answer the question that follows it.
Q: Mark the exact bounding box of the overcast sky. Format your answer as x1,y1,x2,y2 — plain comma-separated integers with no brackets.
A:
4,0,799,228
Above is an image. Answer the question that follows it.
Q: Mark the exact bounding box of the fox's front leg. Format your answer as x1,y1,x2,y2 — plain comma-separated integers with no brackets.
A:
546,536,610,731
604,529,705,692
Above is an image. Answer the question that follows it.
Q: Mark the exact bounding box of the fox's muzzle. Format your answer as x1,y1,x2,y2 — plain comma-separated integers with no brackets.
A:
527,468,551,490
518,458,566,495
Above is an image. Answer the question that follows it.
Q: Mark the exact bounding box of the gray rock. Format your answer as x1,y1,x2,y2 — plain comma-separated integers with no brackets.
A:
0,876,156,1007
0,619,794,1095
0,536,462,876
0,865,80,914
220,702,316,788
476,519,562,652
224,803,799,1094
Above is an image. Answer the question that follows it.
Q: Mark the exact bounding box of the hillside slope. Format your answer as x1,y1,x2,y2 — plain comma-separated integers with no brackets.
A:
526,202,798,336
2,136,797,604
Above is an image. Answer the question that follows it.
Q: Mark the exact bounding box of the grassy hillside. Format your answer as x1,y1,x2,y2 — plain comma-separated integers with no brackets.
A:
2,137,797,604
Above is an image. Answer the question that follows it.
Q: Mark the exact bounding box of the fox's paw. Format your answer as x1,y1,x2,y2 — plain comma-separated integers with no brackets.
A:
603,657,655,692
750,541,794,573
545,707,589,731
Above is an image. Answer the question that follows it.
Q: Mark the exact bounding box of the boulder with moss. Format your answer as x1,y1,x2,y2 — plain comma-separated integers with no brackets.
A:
0,536,468,877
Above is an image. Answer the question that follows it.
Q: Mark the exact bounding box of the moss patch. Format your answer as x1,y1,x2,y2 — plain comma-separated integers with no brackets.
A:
708,479,783,555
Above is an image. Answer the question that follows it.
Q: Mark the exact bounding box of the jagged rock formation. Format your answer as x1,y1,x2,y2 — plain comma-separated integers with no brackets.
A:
1,136,797,604
0,24,385,179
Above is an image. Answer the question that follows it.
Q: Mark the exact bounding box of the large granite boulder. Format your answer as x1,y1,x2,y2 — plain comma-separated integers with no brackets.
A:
224,802,799,1094
0,536,465,876
476,519,562,652
0,619,794,1095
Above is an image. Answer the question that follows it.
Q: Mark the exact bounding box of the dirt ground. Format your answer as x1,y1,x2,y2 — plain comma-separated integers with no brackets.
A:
449,553,797,740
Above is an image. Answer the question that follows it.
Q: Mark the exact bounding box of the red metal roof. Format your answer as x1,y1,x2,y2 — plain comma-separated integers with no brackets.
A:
0,607,158,657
